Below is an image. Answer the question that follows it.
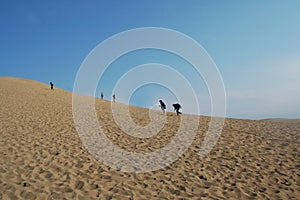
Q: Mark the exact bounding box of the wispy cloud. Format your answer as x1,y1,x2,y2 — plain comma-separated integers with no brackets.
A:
226,56,300,119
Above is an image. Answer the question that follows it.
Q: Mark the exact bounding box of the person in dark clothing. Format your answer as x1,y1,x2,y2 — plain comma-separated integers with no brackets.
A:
173,103,182,115
101,92,104,100
159,100,166,113
112,94,116,102
50,82,54,90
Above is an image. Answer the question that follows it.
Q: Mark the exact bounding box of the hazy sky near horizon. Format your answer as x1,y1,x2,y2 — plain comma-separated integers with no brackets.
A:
1,1,300,119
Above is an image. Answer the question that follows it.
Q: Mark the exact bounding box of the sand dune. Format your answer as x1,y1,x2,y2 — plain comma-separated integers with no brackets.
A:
262,118,300,124
0,77,299,199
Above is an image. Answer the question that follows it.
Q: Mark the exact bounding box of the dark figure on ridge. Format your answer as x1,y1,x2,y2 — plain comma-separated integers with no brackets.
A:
112,94,116,102
101,92,104,100
50,82,54,90
173,103,182,115
159,100,166,113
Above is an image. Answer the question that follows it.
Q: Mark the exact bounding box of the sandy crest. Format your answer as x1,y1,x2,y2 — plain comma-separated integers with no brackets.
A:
0,77,299,199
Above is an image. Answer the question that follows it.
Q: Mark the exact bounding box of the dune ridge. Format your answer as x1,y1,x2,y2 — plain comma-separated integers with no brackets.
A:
0,77,299,199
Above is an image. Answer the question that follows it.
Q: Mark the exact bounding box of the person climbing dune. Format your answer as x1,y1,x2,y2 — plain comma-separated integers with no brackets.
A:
50,82,54,90
159,100,166,113
173,103,182,115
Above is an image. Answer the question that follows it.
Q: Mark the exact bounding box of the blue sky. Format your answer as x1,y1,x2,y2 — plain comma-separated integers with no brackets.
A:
1,0,300,119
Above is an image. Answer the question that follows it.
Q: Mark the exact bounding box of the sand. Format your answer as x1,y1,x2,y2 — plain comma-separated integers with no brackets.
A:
0,77,299,199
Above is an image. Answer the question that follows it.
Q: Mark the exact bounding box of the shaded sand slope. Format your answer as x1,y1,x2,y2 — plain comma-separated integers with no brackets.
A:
0,77,299,199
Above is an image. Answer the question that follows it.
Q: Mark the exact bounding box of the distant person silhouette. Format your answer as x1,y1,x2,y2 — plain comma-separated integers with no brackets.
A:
50,82,54,90
159,100,166,113
112,94,116,102
173,103,182,115
101,92,104,100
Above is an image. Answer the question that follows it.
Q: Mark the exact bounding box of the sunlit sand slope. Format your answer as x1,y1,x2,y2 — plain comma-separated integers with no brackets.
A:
0,77,299,199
